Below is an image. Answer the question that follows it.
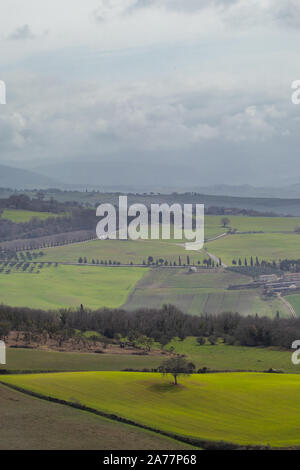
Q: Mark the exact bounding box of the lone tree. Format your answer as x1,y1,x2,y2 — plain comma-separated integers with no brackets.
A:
221,217,230,228
158,355,195,385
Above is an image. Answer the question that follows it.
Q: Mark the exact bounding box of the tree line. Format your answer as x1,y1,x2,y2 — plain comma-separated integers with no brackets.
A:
0,303,298,350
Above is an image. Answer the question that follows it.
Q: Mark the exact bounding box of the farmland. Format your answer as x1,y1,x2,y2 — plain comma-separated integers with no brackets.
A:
124,268,289,317
169,337,298,373
0,264,147,309
205,214,300,234
0,384,191,450
0,348,163,372
31,238,204,265
285,294,300,317
2,371,300,447
1,209,62,223
206,232,300,265
1,340,299,374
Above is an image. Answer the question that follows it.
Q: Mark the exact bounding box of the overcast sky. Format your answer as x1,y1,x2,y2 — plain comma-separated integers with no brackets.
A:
1,0,300,187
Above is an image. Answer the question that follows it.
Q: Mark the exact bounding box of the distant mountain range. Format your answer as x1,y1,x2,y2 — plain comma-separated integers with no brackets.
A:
0,164,59,189
3,162,300,200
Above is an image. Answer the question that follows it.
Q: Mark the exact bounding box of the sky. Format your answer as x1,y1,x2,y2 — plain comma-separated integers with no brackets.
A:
0,0,300,188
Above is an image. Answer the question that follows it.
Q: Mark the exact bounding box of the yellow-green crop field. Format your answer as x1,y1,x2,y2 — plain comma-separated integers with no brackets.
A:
2,371,300,448
1,209,62,223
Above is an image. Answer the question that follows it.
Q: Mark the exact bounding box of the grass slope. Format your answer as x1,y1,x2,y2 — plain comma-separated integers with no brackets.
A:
0,264,147,309
0,348,162,372
32,239,204,265
205,215,300,234
124,268,289,317
168,337,298,373
206,232,300,264
1,341,298,374
3,371,300,447
0,384,192,450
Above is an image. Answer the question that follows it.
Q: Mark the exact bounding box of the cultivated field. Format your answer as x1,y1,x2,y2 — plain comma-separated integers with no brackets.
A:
1,209,62,223
2,371,300,447
285,294,300,316
0,264,147,309
0,384,192,450
124,268,289,317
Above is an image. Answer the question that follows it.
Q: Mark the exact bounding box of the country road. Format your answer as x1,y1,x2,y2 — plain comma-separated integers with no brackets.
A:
277,293,297,319
206,251,228,268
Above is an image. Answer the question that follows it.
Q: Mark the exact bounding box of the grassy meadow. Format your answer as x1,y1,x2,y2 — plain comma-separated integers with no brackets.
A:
205,214,300,234
1,340,299,374
3,371,300,447
0,264,147,309
169,337,298,373
32,238,204,265
0,348,162,372
206,232,300,265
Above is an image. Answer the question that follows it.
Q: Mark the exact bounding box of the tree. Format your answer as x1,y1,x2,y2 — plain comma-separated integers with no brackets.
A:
0,321,11,340
158,355,195,385
221,217,230,228
197,336,205,346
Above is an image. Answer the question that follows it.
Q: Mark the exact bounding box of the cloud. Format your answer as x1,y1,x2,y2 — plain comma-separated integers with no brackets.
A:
93,0,238,23
131,0,238,12
274,0,300,28
8,24,35,40
94,0,137,22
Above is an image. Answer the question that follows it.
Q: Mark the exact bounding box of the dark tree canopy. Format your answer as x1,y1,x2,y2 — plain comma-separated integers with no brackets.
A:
158,355,195,385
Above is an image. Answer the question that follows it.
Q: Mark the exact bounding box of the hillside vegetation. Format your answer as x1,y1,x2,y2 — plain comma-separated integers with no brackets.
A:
3,371,300,447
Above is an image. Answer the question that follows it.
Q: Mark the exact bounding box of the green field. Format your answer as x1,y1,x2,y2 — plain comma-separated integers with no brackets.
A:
0,264,147,309
1,209,61,223
169,337,298,373
1,340,299,374
0,348,163,372
206,232,300,265
3,371,300,447
0,384,192,450
124,268,289,317
205,215,300,234
32,239,205,265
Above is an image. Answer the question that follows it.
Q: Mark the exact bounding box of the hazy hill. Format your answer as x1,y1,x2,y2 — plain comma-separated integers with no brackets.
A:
0,164,59,189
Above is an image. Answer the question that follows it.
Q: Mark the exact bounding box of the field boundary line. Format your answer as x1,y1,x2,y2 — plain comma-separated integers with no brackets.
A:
0,381,273,450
